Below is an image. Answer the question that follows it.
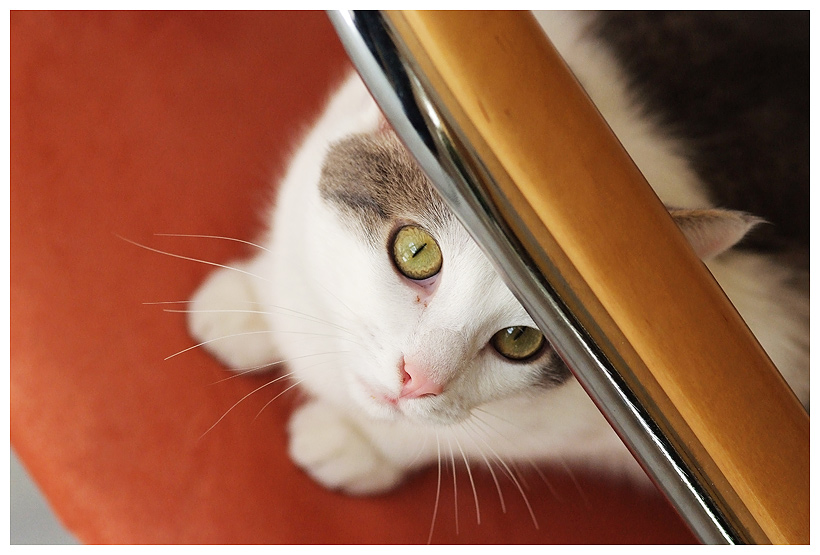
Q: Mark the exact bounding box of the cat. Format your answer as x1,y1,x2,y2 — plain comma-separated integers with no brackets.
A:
187,11,809,496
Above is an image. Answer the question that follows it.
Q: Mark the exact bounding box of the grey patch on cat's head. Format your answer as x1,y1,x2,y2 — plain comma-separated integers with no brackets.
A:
319,133,453,246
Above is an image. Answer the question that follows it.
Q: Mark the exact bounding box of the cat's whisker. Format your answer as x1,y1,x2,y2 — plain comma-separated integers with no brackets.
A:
464,416,539,530
559,459,591,509
167,327,366,361
163,306,359,340
249,327,365,347
427,430,442,545
453,434,481,526
445,436,459,536
153,233,271,252
118,235,272,282
526,459,562,503
315,281,358,318
510,460,531,491
209,351,349,385
466,411,507,443
210,364,287,384
406,432,430,469
176,297,359,338
460,420,507,514
269,330,367,349
465,437,556,522
166,308,274,315
472,406,522,430
250,356,342,421
149,300,348,337
252,304,358,336
199,372,293,440
471,408,562,502
253,379,304,421
164,330,273,360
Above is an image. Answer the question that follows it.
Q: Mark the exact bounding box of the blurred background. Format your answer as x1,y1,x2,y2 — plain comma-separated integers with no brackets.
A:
11,451,78,544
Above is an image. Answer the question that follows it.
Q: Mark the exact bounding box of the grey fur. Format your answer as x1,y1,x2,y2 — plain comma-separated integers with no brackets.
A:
536,350,573,388
318,133,452,247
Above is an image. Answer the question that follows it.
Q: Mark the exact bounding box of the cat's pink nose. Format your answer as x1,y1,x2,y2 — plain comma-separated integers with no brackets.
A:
399,358,443,399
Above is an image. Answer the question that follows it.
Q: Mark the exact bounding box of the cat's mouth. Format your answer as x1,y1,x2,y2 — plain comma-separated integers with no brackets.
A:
351,375,466,425
352,375,441,422
364,384,399,407
354,378,402,415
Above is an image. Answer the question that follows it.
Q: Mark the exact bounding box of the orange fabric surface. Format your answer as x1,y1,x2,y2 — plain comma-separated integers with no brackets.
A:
10,11,696,544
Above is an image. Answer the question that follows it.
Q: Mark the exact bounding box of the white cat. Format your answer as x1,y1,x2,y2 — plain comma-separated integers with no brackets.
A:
188,12,809,495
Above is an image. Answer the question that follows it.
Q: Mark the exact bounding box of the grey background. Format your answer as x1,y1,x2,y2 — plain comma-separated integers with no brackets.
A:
10,450,79,545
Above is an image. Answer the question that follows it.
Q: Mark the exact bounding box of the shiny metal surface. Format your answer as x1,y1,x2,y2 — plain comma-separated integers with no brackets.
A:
328,10,743,544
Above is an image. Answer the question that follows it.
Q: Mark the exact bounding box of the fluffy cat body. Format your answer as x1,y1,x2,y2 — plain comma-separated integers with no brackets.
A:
189,12,809,495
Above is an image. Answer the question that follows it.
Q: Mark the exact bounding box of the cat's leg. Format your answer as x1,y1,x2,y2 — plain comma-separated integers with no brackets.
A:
187,257,279,370
287,399,428,495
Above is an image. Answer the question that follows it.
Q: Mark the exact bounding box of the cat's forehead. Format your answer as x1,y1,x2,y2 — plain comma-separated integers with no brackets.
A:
318,132,453,243
316,131,535,327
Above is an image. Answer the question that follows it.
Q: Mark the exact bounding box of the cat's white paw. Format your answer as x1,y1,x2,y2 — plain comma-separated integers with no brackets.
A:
187,264,279,370
288,400,406,495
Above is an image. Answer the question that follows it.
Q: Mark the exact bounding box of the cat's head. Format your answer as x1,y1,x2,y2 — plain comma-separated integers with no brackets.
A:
313,131,760,426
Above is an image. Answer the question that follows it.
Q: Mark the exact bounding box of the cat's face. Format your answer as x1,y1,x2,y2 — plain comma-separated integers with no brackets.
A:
310,132,570,426
302,129,757,428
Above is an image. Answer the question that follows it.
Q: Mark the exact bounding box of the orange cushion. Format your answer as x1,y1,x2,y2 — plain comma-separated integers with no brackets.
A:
11,11,695,544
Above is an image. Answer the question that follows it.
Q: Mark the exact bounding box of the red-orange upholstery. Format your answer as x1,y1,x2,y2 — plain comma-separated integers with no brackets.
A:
11,11,696,544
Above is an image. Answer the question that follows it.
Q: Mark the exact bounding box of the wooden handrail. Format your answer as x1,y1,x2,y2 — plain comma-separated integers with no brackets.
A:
355,11,809,544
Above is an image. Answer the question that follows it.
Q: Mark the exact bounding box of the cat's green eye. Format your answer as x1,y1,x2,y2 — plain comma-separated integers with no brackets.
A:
392,225,443,280
491,326,545,361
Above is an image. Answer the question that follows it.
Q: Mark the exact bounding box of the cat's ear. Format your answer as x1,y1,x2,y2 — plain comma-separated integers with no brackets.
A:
669,208,763,260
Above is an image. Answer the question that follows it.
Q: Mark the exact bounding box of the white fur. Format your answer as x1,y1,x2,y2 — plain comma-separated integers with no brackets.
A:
188,12,809,495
